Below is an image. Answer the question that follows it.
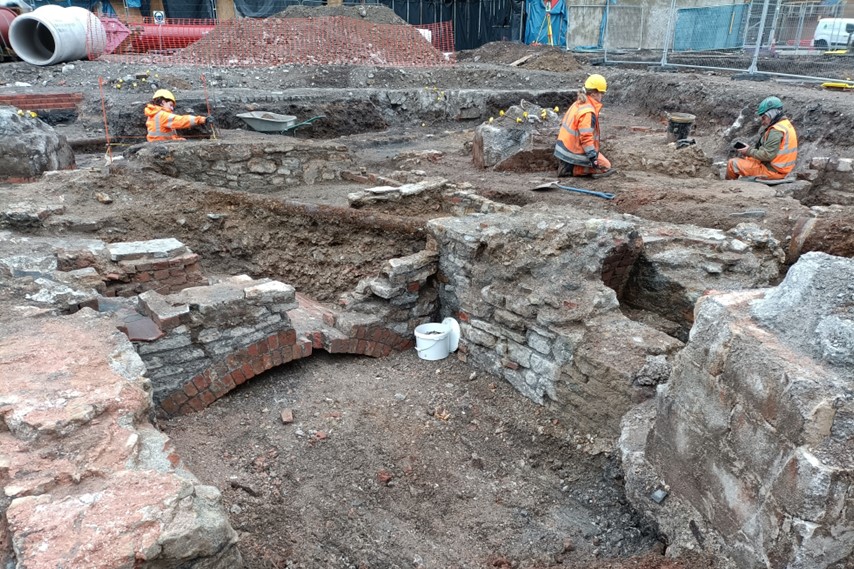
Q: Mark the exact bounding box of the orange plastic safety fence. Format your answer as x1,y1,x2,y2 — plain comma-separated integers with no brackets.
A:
93,16,455,67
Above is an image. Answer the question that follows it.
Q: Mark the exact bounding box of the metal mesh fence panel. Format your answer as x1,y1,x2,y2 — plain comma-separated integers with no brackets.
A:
91,14,454,67
602,0,854,83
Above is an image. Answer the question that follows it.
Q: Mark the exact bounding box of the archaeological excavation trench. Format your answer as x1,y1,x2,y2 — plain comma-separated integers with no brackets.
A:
1,46,853,569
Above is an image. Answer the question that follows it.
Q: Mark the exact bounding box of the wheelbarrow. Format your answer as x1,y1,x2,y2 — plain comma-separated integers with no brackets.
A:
236,111,325,136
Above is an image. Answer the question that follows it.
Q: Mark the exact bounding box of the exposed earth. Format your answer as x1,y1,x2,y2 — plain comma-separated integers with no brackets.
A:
3,22,854,568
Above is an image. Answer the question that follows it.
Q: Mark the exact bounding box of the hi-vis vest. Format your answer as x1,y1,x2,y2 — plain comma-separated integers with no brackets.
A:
554,99,600,166
145,103,203,142
767,119,798,175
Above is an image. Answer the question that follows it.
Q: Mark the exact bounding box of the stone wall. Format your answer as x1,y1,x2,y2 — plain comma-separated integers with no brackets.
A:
427,209,684,436
130,136,353,192
796,156,854,206
0,311,241,569
426,207,785,436
620,252,854,569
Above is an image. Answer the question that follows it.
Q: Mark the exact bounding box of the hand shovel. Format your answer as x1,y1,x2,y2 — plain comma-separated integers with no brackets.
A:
531,182,615,200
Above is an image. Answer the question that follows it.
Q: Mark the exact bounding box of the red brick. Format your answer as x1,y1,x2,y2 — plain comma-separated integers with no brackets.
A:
153,269,170,279
182,382,198,398
252,357,265,375
160,397,180,415
271,349,283,367
457,311,470,322
247,343,260,357
209,382,228,398
311,331,323,349
329,338,349,353
364,340,377,355
257,338,269,353
136,271,153,282
280,345,293,363
262,353,273,370
169,390,188,406
355,326,367,340
231,368,247,385
188,397,206,412
222,374,236,390
177,404,193,415
241,363,255,381
200,390,217,405
193,374,210,390
152,260,171,270
357,339,368,353
279,329,297,345
502,359,519,370
407,281,421,292
267,333,280,350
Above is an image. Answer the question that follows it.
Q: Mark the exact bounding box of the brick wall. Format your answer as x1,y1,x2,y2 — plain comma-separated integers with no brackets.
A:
0,93,83,112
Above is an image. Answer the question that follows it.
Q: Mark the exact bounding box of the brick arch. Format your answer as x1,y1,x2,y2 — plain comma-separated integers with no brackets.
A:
160,323,413,416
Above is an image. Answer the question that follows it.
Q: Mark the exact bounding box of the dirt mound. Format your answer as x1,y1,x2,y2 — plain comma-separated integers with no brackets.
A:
180,16,449,67
457,41,581,72
276,4,407,25
605,135,716,178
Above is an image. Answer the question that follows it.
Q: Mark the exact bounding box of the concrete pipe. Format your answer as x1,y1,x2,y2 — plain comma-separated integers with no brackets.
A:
9,5,106,66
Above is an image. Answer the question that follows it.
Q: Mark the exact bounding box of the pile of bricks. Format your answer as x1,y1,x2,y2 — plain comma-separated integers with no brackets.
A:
103,238,205,297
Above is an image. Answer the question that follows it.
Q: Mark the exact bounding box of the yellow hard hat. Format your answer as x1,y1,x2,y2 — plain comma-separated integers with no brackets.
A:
584,74,607,93
152,89,176,102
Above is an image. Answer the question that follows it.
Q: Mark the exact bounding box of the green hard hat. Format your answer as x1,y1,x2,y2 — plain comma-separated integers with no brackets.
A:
757,96,783,116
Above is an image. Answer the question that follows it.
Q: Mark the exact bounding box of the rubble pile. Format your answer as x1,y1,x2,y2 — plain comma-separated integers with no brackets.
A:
180,16,450,67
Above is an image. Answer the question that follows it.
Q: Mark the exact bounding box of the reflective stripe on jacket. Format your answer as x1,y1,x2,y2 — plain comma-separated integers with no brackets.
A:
145,103,203,142
554,97,602,166
768,118,798,175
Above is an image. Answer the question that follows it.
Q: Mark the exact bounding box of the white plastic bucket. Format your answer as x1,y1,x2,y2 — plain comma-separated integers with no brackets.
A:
414,322,450,361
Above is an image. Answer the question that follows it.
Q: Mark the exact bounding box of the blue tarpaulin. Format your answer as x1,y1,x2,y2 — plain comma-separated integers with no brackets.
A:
525,0,566,47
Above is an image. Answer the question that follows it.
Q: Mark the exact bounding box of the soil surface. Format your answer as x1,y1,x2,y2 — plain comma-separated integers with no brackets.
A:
161,350,716,569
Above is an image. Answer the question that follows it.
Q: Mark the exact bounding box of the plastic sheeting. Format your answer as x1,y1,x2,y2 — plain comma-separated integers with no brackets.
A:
162,0,214,19
233,0,300,18
525,0,565,47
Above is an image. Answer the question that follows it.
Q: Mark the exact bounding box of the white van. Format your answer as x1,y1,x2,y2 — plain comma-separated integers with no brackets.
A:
812,18,854,48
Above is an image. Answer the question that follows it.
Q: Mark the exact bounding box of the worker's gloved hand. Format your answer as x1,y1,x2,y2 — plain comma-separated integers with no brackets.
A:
205,115,215,125
585,150,599,169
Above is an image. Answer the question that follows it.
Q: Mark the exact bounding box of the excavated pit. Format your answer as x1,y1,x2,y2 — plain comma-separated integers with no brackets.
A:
2,44,854,568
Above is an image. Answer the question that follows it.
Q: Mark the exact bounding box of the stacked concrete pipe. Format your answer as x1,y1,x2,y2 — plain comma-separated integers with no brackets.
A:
9,5,105,65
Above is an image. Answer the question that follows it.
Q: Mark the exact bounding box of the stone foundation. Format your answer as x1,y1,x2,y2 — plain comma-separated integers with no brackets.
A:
620,252,854,569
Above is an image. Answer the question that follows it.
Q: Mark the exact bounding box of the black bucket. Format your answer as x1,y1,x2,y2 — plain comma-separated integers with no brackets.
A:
667,112,696,142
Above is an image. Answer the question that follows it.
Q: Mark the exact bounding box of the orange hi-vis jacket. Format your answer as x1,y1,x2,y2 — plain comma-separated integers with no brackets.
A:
554,97,602,166
145,103,204,142
767,118,798,175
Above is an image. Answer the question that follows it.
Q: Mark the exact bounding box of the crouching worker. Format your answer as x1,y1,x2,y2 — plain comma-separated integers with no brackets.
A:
726,96,797,180
554,74,615,179
145,89,213,142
